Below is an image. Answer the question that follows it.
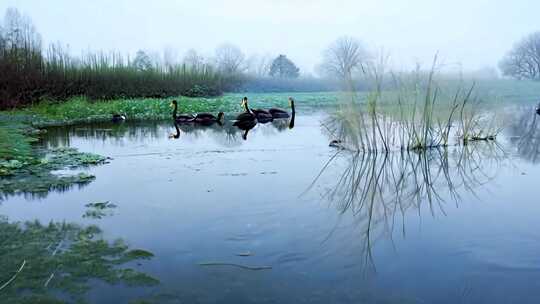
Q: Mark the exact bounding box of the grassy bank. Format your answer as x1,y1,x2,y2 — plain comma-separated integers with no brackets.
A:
0,113,109,198
4,92,338,127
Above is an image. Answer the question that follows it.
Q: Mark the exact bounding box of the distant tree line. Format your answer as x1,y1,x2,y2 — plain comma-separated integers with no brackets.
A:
0,7,377,109
0,8,244,109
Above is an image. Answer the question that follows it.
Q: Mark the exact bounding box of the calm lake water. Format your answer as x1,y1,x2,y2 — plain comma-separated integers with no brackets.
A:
2,111,540,303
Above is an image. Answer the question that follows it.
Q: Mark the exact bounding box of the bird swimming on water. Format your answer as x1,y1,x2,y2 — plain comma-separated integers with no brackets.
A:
269,97,295,119
171,100,195,123
171,99,224,125
193,112,225,126
232,97,257,140
111,113,126,122
234,97,257,126
249,100,274,123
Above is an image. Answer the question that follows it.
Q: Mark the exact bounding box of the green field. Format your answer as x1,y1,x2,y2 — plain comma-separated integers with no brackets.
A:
1,78,539,158
2,79,539,127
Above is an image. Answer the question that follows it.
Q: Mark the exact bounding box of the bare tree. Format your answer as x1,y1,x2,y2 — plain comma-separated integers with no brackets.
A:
0,24,5,50
214,43,245,74
2,7,41,50
245,53,272,77
183,48,205,70
320,36,370,80
500,31,540,80
162,47,179,68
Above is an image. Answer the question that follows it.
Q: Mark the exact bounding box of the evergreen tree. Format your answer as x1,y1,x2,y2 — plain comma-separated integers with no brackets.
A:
132,50,153,71
269,54,300,78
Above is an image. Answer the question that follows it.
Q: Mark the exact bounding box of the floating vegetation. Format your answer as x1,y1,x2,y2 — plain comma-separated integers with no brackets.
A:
0,217,158,304
0,147,108,200
0,121,38,177
46,147,110,167
83,201,118,219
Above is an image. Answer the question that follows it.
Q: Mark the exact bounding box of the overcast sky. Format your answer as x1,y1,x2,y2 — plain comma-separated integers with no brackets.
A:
1,0,538,74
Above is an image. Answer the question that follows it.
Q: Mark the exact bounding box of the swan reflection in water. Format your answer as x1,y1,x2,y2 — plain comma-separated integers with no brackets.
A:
168,110,295,142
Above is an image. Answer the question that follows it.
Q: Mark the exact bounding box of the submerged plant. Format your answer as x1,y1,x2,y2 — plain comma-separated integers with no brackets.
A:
0,217,158,304
83,201,118,219
0,147,108,201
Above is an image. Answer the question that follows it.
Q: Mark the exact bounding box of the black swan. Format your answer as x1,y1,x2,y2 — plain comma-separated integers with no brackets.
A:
269,97,295,118
111,113,126,122
194,112,225,126
171,100,195,123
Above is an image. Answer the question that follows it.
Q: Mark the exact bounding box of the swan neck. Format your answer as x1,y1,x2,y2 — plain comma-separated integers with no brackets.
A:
172,103,178,118
244,102,251,113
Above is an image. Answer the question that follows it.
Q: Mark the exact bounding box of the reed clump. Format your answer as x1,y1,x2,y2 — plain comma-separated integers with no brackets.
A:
325,55,502,152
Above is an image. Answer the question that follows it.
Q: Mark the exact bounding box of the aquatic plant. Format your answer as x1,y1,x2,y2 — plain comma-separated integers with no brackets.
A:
0,122,36,168
325,55,502,152
0,147,108,200
0,217,158,304
83,201,118,219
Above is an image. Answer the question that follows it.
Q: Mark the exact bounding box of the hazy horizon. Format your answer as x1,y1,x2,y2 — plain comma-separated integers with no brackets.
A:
1,0,539,75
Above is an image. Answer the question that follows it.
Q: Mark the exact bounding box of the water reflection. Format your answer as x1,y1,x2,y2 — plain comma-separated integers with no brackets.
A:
168,113,295,142
41,122,165,149
4,112,540,303
511,109,540,163
0,216,157,303
310,142,507,270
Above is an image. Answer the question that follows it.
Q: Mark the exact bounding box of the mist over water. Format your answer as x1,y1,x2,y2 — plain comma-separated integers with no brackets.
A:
2,0,540,303
2,0,539,73
1,107,540,303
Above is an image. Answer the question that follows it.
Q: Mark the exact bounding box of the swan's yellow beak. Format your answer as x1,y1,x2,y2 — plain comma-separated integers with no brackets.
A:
169,102,174,108
241,100,246,107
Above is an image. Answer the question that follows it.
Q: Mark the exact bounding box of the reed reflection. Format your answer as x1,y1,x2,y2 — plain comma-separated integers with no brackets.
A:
512,109,540,163
309,140,506,271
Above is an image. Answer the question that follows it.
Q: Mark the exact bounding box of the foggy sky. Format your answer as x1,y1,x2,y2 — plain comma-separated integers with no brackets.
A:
1,0,538,74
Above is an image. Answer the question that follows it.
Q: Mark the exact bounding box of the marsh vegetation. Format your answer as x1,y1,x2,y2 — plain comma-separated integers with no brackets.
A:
0,217,157,304
325,57,504,152
2,2,540,303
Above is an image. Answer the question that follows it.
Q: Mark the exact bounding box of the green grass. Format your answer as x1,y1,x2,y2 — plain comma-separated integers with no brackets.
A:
0,124,34,161
3,92,339,127
2,78,539,127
